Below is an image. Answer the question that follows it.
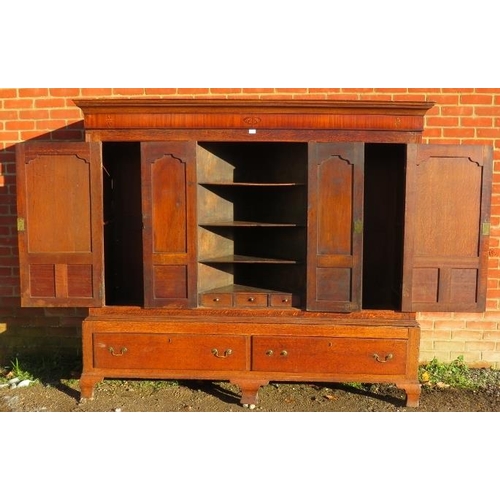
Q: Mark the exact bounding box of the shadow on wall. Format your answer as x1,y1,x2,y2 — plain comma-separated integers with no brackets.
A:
0,122,88,366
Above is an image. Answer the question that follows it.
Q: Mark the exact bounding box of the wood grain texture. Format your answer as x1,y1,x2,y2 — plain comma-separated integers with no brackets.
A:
16,142,104,307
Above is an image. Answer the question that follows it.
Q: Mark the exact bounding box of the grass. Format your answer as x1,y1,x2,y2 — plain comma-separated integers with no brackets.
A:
419,356,500,389
0,354,81,385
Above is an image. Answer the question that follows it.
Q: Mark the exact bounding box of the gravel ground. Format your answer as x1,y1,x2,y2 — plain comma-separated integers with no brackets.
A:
2,374,500,412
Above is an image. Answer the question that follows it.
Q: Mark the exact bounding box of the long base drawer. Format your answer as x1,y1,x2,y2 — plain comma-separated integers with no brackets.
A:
93,333,248,371
252,336,407,375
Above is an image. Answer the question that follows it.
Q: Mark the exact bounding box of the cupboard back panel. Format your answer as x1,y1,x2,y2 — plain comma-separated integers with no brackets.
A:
103,142,144,306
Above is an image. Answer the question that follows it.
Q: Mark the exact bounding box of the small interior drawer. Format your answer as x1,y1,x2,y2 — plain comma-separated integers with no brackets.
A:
234,292,268,307
200,293,233,307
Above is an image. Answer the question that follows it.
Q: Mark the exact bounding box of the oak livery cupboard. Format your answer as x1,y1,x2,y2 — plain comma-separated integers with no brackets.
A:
15,99,493,407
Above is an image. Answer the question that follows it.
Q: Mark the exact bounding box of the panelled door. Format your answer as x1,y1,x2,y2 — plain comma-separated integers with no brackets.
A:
16,142,104,307
307,142,364,312
402,144,493,312
141,141,197,308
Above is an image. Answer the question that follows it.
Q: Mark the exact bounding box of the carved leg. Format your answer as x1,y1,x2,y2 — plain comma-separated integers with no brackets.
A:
231,379,268,407
79,374,103,400
396,382,421,408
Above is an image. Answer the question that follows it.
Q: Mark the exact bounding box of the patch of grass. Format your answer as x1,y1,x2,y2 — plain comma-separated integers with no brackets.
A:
1,354,81,385
0,357,39,384
419,356,499,389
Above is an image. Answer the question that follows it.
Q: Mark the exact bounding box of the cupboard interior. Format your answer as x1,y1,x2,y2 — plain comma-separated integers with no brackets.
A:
102,141,406,310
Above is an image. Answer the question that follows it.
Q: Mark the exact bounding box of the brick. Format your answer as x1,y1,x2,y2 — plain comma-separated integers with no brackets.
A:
481,352,500,363
465,341,496,351
443,127,475,138
443,88,474,93
435,340,466,350
460,94,493,104
19,89,49,98
208,88,242,95
416,319,434,329
477,128,500,139
49,108,83,120
6,120,35,131
483,331,500,341
49,89,81,97
0,89,17,98
427,117,459,127
426,94,460,105
18,109,50,120
79,88,112,96
440,106,474,116
4,99,33,109
420,330,452,340
242,88,275,94
419,340,434,351
465,320,499,329
275,89,308,94
34,98,66,108
112,88,146,96
452,330,483,340
144,88,177,95
475,106,500,116
434,320,466,330
0,110,18,120
460,117,493,127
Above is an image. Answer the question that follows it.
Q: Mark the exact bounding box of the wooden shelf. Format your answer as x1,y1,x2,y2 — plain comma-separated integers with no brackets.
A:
200,182,305,187
200,220,303,227
200,254,299,264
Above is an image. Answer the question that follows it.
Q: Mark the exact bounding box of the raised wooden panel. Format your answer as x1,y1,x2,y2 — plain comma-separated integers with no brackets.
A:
151,155,187,253
307,142,364,312
16,142,104,307
141,141,197,308
67,265,93,298
26,155,91,253
153,265,188,299
403,144,493,312
29,264,56,297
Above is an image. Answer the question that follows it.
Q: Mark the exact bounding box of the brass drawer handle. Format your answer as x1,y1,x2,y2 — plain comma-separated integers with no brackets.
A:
373,353,393,363
108,346,128,357
213,297,220,302
248,297,255,302
265,350,288,357
211,348,233,358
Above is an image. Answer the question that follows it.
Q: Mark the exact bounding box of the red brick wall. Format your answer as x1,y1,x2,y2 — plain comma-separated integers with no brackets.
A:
1,88,500,367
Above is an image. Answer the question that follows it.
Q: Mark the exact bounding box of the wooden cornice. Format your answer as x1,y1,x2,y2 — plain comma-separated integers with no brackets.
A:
74,98,434,132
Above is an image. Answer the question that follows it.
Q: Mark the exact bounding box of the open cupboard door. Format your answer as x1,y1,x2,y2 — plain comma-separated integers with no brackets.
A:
141,142,197,308
307,142,364,312
16,142,104,307
402,144,493,312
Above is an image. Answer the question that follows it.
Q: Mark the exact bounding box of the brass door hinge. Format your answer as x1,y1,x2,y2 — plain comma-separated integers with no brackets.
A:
353,220,363,234
482,222,491,236
17,217,25,232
